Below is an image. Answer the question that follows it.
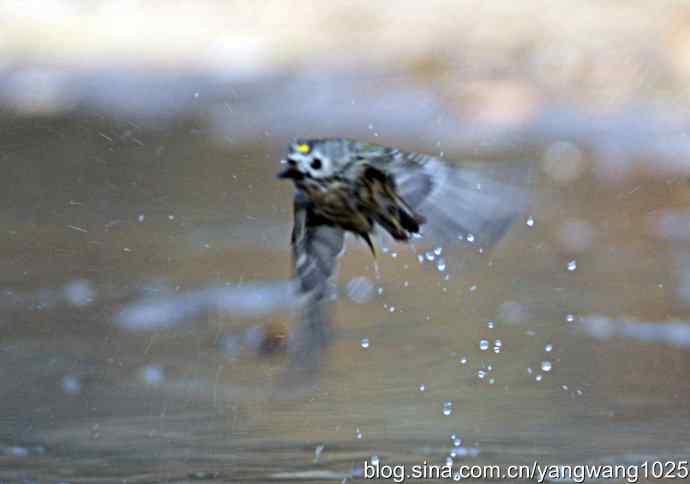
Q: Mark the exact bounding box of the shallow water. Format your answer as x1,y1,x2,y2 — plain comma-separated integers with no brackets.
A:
1,71,690,484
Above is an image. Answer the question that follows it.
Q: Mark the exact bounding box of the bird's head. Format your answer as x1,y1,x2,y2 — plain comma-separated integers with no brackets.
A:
277,139,341,182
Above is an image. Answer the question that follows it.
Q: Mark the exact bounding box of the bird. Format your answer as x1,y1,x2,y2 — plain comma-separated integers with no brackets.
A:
277,138,529,372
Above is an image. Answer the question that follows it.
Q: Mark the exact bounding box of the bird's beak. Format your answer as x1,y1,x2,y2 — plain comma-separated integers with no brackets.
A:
277,166,303,180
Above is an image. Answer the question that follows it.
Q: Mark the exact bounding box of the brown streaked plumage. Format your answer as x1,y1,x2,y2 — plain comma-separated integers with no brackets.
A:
277,137,530,372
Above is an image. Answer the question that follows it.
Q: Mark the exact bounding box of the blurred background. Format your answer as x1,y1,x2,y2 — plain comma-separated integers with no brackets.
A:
1,1,690,482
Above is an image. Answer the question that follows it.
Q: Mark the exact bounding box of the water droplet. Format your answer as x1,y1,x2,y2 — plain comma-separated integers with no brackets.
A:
138,214,145,222
541,361,552,372
526,216,535,227
479,340,489,351
459,356,468,365
527,367,533,374
388,306,396,313
436,259,447,272
446,456,454,466
442,401,453,416
566,314,575,323
356,428,363,440
466,233,475,243
391,252,398,259
452,436,463,447
562,385,569,391
489,378,496,384
567,260,577,271
487,320,495,329
477,369,487,379
419,384,426,392
434,247,443,256
370,454,379,465
494,339,503,348
360,338,370,349
417,254,425,263
535,374,543,382
545,343,553,352
425,251,435,261
469,285,477,292
377,287,384,296
168,214,175,221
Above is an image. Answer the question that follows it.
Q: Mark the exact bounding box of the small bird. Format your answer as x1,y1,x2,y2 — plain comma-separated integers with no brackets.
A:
278,138,529,371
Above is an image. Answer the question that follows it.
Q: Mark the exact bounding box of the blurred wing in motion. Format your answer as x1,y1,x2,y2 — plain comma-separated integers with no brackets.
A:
287,191,345,373
390,153,531,249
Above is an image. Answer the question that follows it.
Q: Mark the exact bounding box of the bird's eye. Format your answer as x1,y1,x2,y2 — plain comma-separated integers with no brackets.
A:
310,158,322,170
286,157,297,166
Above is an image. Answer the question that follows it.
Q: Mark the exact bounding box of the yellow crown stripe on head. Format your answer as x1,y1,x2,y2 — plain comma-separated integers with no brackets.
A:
296,143,311,154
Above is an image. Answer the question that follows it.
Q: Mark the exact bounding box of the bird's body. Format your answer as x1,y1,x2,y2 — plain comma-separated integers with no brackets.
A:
277,138,529,371
291,162,425,253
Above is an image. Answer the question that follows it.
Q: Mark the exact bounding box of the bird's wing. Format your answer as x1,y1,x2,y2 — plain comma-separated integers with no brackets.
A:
288,191,345,372
383,153,531,249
